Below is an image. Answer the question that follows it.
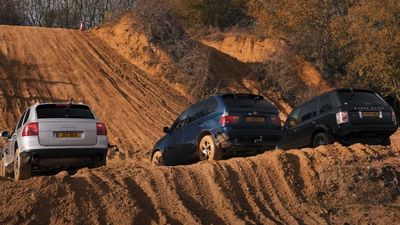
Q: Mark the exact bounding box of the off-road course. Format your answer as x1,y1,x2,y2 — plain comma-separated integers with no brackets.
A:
1,20,400,225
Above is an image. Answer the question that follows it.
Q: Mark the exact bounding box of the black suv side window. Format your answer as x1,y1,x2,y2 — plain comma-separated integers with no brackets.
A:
319,93,333,114
286,108,301,128
300,100,318,122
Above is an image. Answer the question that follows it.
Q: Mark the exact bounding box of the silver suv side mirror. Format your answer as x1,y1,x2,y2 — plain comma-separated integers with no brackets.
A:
0,131,10,139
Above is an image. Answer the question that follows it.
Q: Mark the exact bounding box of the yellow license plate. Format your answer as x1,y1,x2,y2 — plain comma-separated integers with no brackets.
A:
362,111,379,117
55,131,81,138
245,116,265,123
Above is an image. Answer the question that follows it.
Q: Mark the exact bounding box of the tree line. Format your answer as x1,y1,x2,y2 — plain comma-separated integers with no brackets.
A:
0,0,137,28
169,0,400,106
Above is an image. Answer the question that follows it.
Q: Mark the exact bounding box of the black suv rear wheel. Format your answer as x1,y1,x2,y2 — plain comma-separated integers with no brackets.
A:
382,137,391,146
312,132,333,148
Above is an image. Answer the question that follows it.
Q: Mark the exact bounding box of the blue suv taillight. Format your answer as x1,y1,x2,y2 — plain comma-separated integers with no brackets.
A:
220,114,240,126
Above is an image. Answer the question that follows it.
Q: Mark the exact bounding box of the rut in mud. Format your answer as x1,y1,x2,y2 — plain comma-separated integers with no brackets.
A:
0,144,400,224
0,25,189,160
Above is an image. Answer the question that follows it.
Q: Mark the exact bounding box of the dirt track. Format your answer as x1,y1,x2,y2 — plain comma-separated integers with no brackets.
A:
1,143,400,224
0,25,189,160
1,25,400,224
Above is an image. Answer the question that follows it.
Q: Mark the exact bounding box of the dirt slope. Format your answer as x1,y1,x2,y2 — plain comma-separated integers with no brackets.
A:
92,14,292,116
1,143,400,224
201,32,331,94
0,25,189,160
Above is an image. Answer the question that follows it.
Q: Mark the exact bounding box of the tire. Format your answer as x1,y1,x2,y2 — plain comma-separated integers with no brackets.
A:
151,151,164,166
1,158,12,178
312,132,333,148
198,135,222,161
382,138,391,146
14,149,31,181
94,153,107,168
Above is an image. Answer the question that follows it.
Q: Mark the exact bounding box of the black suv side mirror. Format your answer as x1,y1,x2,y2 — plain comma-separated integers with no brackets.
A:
0,131,10,139
163,127,171,134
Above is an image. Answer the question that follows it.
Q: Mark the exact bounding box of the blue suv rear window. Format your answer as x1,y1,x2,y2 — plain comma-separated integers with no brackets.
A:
222,94,275,109
36,104,95,119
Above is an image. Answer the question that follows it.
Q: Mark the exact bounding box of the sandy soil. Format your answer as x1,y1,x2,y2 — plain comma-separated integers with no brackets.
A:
1,23,400,225
0,25,189,160
201,32,331,94
92,15,293,117
0,143,399,224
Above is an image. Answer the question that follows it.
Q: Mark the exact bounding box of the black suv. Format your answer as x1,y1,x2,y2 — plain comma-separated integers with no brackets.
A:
279,88,398,149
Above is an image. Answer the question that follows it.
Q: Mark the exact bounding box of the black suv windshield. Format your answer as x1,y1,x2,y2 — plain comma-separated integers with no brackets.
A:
36,104,95,119
338,90,385,105
223,94,275,110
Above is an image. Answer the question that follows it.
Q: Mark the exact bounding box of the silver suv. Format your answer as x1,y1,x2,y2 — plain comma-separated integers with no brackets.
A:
0,103,108,180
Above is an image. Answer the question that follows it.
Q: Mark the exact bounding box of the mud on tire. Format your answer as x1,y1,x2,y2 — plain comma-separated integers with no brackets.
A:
198,135,222,161
14,149,31,181
152,151,164,166
312,132,333,148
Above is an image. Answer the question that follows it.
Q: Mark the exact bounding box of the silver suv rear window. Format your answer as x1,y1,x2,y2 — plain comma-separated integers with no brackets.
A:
36,104,95,119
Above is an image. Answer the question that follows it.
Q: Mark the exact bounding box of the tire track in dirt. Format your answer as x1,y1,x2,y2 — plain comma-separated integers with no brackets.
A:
0,25,189,158
1,145,400,224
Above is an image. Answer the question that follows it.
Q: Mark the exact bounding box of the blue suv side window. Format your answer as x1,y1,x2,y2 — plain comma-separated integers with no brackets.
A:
187,98,218,124
205,98,218,115
187,103,205,124
171,111,188,132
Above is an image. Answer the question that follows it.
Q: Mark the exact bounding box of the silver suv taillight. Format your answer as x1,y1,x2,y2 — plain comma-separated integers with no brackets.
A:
336,111,349,124
22,122,39,136
392,111,397,124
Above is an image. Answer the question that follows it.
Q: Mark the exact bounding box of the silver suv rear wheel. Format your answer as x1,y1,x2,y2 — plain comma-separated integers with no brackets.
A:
14,149,31,181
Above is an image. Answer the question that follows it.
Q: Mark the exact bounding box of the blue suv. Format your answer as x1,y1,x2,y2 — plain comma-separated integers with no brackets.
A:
151,94,282,166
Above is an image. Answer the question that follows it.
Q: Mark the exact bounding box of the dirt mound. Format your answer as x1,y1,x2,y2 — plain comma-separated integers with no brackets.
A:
1,144,399,224
0,25,189,160
92,12,250,99
91,7,291,116
201,32,331,98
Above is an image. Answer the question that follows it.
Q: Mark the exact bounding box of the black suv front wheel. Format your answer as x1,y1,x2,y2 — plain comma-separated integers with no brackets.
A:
312,132,333,148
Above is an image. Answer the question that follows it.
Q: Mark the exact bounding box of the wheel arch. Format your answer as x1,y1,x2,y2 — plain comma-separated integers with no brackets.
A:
311,126,328,146
150,148,162,160
196,131,213,148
